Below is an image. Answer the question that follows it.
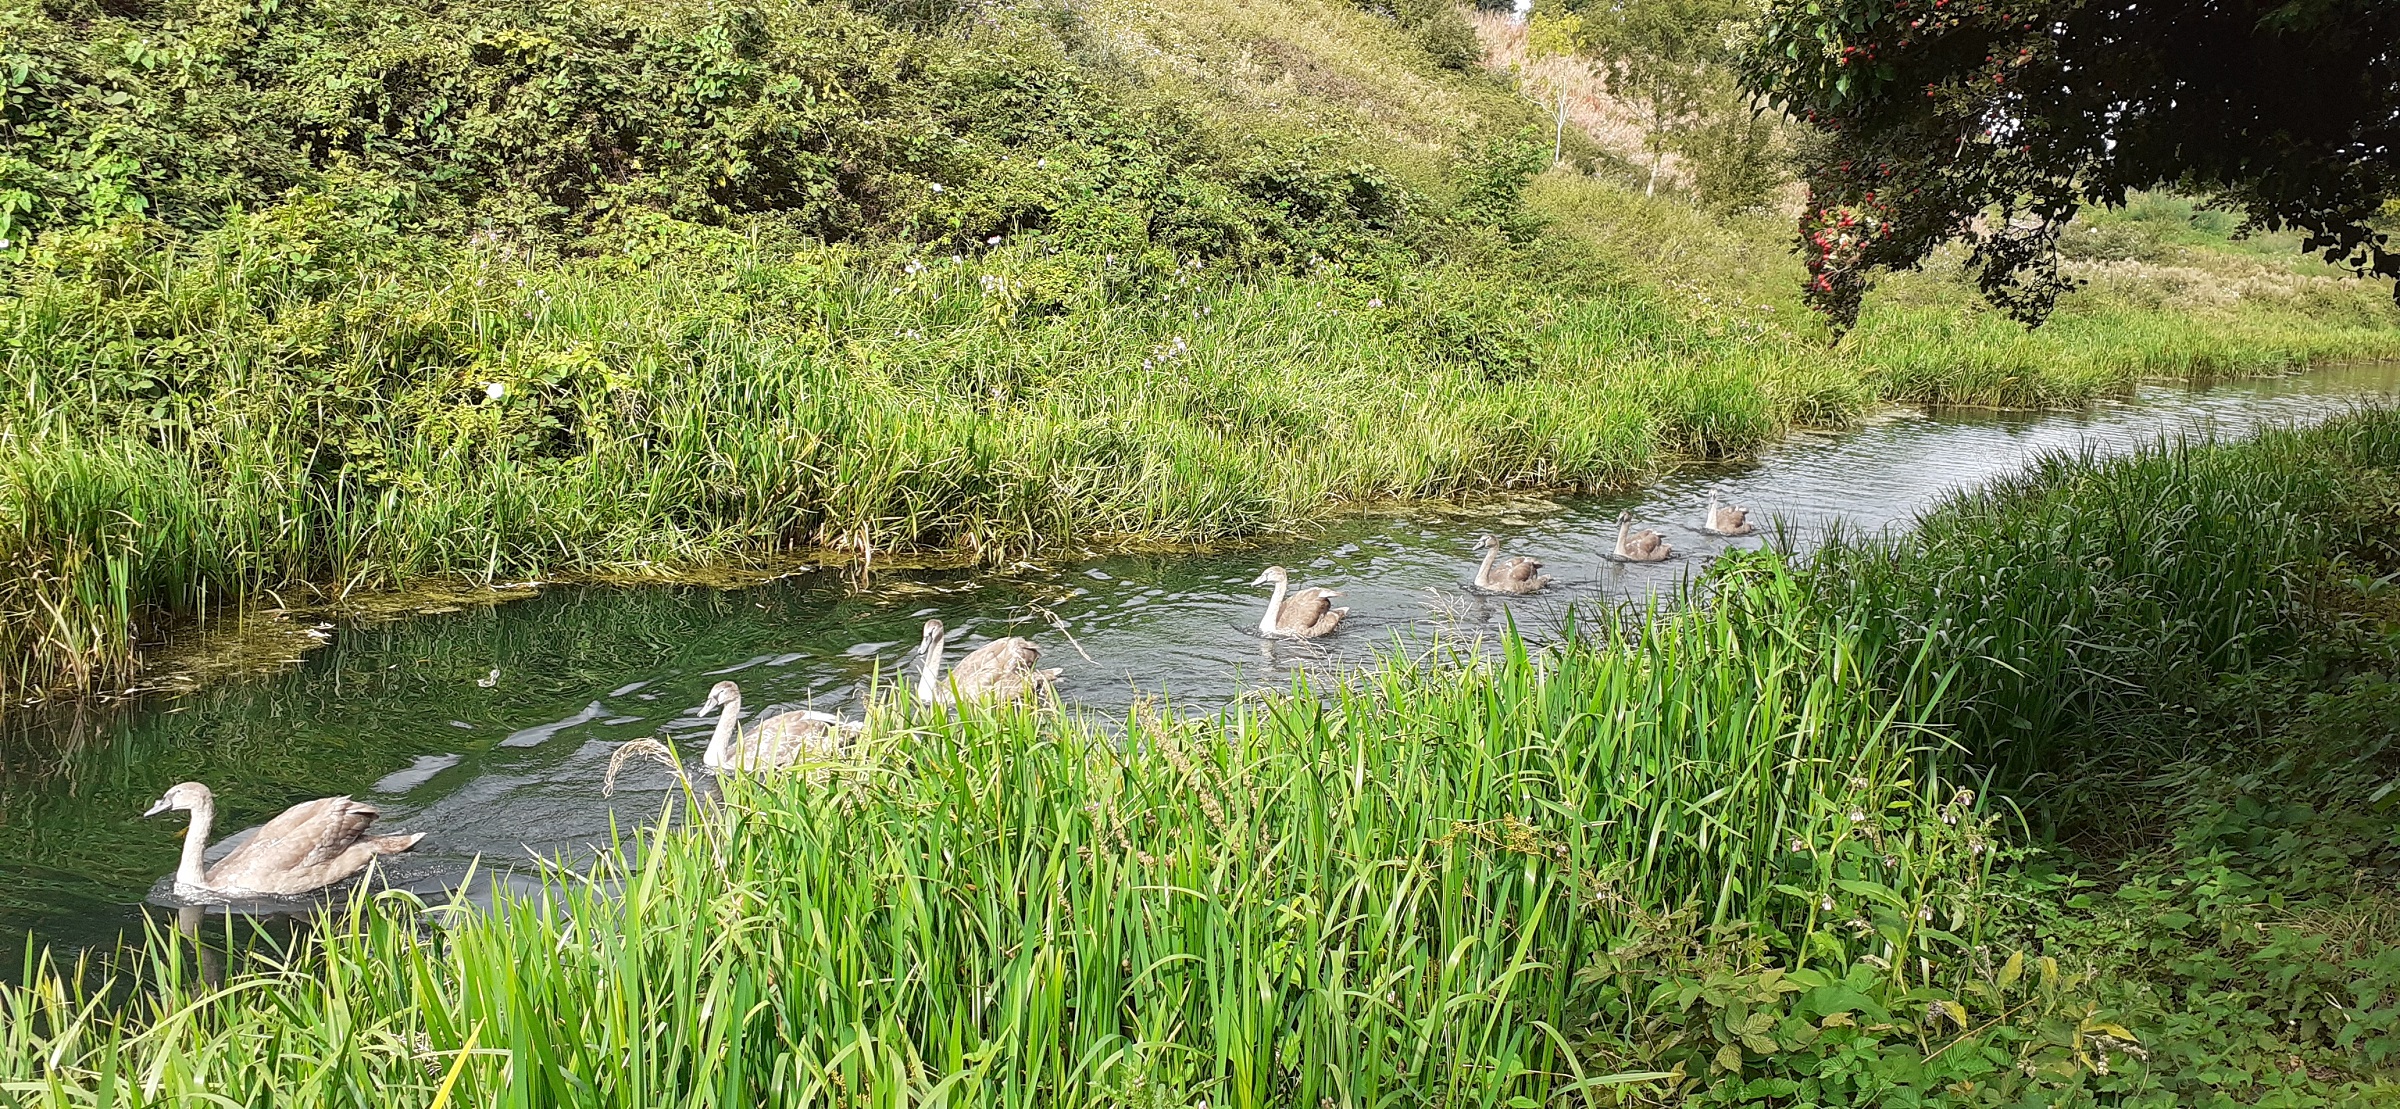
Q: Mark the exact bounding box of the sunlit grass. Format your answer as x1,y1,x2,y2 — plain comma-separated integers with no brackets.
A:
0,572,1968,1106
0,215,1873,699
13,407,2400,1104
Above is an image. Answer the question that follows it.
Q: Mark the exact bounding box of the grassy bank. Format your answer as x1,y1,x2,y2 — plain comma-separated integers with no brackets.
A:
4,0,2398,703
8,408,2400,1105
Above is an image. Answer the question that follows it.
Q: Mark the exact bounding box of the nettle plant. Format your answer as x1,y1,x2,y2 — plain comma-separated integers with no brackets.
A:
1568,780,2159,1104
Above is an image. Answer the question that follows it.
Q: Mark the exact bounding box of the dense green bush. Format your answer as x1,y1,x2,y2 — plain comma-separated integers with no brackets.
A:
0,0,1447,268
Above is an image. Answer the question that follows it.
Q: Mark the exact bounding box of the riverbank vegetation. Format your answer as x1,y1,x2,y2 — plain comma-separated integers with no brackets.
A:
8,406,2400,1105
4,0,2397,704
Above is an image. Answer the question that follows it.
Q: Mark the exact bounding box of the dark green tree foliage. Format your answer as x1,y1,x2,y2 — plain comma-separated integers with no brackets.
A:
0,0,1420,266
1740,0,2400,330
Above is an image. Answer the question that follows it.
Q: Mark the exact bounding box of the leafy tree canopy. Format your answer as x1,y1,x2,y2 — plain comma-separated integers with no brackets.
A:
1740,0,2400,330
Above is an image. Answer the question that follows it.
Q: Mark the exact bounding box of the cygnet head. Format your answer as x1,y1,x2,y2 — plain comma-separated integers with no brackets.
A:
1617,509,1634,525
919,618,947,651
1250,566,1289,587
143,781,211,818
697,680,741,715
1477,534,1499,550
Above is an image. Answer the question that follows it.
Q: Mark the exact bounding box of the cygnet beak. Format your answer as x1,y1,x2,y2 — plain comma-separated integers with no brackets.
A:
142,798,172,818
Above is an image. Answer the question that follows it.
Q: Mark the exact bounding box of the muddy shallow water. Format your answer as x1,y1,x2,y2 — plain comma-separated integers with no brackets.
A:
7,363,2399,954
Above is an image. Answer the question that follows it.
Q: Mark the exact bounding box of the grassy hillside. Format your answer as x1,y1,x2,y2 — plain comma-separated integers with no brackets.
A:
2,0,2397,701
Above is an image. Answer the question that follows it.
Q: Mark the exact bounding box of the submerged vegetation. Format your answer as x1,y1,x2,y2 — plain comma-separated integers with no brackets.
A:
9,405,2400,1105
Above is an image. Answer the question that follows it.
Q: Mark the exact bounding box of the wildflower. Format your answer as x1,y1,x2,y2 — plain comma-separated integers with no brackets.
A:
1367,297,1384,308
1819,895,1836,912
1789,837,1807,852
1918,906,1934,922
1848,808,1866,822
950,255,963,264
1883,854,1898,867
484,382,507,401
904,259,925,275
0,238,11,250
930,183,946,193
986,235,1003,245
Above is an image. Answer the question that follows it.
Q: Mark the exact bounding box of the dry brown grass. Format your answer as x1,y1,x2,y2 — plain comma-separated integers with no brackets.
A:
1076,0,1534,193
1462,9,1682,186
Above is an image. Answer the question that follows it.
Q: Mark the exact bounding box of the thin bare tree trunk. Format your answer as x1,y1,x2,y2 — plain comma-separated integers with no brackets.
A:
1553,91,1567,165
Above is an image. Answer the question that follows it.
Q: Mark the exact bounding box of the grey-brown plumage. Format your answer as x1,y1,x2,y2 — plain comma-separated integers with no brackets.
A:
1251,566,1347,638
144,782,423,899
916,619,1062,703
1473,534,1554,594
1611,509,1672,562
1703,496,1756,537
697,680,861,771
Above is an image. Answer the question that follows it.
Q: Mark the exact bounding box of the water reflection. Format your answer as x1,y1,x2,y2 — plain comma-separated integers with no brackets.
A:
5,363,2398,956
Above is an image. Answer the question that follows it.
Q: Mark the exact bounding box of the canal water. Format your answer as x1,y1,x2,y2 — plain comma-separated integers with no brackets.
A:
6,363,2398,954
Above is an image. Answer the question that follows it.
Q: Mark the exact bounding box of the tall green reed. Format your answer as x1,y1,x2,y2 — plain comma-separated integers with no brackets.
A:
0,567,1964,1106
1801,407,2400,789
0,211,1868,700
15,408,2398,1103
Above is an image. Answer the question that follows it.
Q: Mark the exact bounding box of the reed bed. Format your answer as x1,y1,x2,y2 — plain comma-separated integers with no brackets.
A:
8,206,2397,704
1807,408,2400,790
8,409,2400,1103
0,216,1874,701
0,577,1980,1106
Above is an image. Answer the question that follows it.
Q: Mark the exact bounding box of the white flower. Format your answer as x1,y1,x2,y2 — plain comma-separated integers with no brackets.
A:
0,238,11,250
484,382,507,400
986,235,1003,245
1819,896,1835,912
904,259,925,275
930,183,946,193
1367,298,1384,308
